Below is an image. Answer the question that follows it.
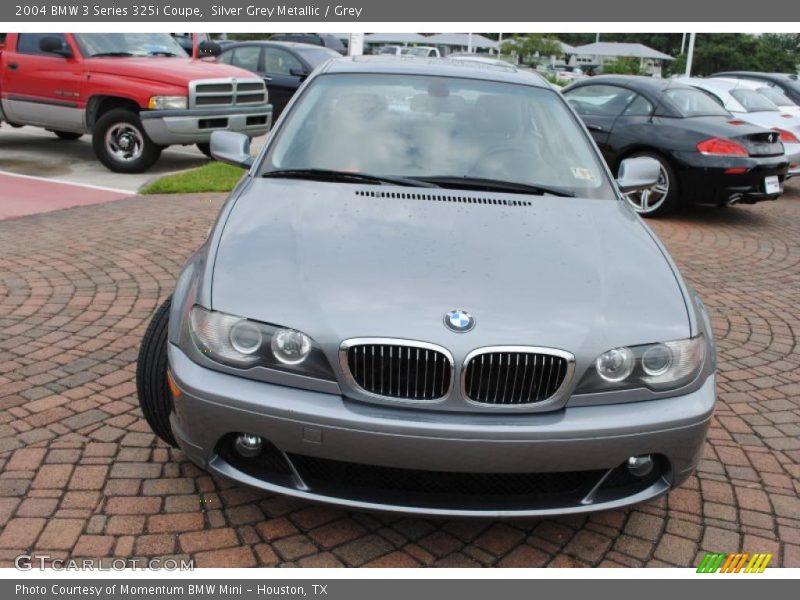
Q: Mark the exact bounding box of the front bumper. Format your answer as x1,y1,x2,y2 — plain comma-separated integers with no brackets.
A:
674,151,789,205
140,105,272,146
168,344,715,517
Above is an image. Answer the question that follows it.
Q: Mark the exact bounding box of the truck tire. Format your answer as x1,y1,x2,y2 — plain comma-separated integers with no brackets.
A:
92,108,161,173
136,296,178,447
54,131,83,140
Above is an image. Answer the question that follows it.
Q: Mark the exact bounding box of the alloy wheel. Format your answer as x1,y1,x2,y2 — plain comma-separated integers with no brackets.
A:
623,163,670,215
105,123,145,162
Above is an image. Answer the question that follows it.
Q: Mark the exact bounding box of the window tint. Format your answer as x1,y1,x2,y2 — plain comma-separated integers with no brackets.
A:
218,49,233,64
264,47,303,75
231,46,261,72
730,89,779,112
665,88,730,117
756,86,794,107
564,85,636,117
294,46,339,68
622,94,653,116
17,33,66,55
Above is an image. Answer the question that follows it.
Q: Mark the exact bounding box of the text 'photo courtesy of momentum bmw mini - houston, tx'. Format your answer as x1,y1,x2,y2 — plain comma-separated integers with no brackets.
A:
136,56,718,518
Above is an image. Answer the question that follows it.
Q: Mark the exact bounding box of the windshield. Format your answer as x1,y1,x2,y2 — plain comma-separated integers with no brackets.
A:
665,88,731,117
730,89,779,112
755,86,794,107
261,73,613,198
295,46,340,68
75,33,187,57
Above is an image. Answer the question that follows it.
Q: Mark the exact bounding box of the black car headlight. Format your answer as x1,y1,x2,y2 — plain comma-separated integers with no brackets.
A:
185,305,335,380
576,334,706,393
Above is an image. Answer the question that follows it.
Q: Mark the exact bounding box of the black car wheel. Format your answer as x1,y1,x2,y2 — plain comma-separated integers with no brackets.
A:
136,296,178,447
620,152,678,217
92,109,162,173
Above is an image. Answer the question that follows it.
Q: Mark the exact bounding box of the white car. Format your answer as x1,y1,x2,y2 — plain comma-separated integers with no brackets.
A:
679,77,800,178
730,78,800,118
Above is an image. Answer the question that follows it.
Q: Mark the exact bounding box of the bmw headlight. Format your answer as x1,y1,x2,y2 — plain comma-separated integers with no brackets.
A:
186,306,334,380
576,335,706,393
148,96,188,110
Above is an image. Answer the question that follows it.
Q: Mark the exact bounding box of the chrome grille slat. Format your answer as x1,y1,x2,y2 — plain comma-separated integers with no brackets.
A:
464,349,569,405
343,340,452,401
189,78,267,109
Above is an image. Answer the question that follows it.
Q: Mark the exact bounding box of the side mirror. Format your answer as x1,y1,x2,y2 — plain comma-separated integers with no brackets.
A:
210,131,253,169
616,156,660,193
198,40,221,57
39,36,72,58
289,67,309,78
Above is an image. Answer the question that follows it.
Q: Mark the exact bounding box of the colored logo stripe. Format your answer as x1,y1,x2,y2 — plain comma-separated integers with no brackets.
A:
697,552,772,573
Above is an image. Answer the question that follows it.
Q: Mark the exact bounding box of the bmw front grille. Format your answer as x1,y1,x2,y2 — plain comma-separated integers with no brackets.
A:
341,339,453,401
462,347,573,405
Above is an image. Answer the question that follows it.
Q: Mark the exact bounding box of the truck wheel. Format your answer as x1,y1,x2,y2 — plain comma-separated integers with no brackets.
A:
196,143,213,158
92,109,161,173
53,131,83,140
136,296,178,447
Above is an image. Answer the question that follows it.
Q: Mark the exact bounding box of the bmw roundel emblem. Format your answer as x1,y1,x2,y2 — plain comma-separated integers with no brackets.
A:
444,309,475,333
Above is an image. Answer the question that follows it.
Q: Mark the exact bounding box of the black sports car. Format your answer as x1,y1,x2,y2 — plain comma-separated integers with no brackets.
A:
218,41,341,119
563,76,789,216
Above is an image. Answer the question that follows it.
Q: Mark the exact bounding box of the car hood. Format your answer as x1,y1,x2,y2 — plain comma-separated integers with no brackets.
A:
84,57,257,86
211,179,690,362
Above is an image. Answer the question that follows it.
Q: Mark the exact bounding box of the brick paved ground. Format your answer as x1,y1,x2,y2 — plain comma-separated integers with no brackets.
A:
0,189,798,568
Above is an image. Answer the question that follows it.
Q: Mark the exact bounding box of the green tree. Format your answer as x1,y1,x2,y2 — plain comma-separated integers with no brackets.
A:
501,35,562,66
674,33,800,76
602,56,646,75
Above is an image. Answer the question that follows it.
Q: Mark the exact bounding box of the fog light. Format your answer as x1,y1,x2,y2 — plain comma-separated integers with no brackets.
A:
627,455,654,478
234,433,262,457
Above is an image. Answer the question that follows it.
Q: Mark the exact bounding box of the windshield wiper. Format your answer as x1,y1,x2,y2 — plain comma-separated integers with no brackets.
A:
261,169,439,188
90,51,136,57
416,176,575,197
148,51,180,57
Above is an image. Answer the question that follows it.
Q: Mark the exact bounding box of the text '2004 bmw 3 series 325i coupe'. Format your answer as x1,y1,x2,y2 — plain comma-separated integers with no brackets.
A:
136,56,717,518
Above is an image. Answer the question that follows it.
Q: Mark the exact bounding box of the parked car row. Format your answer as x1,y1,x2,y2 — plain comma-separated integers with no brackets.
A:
563,75,797,216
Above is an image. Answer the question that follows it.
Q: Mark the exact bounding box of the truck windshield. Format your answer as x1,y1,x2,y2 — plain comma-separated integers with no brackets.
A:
75,33,188,58
260,73,613,199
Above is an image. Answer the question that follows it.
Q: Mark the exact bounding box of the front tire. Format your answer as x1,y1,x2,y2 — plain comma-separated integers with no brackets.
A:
53,131,83,140
92,108,161,173
619,152,678,217
136,296,178,447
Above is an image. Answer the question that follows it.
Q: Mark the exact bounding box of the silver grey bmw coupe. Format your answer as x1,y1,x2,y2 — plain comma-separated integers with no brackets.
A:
136,56,717,517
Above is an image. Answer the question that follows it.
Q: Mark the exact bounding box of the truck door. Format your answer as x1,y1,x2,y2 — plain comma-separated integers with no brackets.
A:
2,33,85,132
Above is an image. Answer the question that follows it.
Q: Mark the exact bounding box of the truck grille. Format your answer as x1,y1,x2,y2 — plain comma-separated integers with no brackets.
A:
190,78,267,108
463,349,570,405
342,340,452,401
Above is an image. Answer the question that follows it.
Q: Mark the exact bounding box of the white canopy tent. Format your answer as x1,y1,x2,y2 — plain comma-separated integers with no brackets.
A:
425,33,500,53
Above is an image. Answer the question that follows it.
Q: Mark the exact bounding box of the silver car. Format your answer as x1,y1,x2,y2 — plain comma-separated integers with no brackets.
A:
137,57,717,517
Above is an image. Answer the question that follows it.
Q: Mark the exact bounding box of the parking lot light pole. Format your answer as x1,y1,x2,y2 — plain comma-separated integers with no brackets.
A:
684,32,696,76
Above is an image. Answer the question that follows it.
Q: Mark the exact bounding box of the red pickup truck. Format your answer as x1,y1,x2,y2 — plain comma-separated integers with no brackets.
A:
0,33,272,172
